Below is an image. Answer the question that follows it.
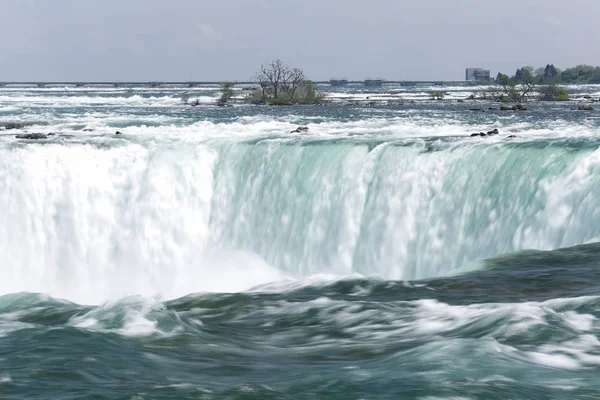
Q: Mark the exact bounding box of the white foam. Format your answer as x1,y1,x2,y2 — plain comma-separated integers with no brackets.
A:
527,352,582,370
1,103,598,143
2,86,600,303
69,296,166,337
0,320,36,338
229,294,600,371
563,311,596,331
478,375,516,383
548,385,578,391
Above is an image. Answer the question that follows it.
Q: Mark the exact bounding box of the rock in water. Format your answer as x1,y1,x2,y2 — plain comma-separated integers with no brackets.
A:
500,105,527,111
487,128,499,135
15,133,47,140
115,131,122,135
291,126,309,133
5,122,24,130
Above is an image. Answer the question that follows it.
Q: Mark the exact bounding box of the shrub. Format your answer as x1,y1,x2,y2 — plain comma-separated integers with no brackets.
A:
430,90,445,100
539,85,570,101
217,81,235,106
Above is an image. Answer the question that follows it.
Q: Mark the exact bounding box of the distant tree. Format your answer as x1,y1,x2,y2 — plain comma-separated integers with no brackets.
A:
498,63,600,86
515,66,535,84
544,64,558,79
514,69,523,82
490,70,536,102
247,59,323,105
217,81,235,106
496,73,510,85
535,67,546,78
538,84,569,101
561,67,579,83
561,65,600,83
534,64,560,84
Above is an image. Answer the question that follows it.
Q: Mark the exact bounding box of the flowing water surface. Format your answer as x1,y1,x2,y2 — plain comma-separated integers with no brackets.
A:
1,83,600,399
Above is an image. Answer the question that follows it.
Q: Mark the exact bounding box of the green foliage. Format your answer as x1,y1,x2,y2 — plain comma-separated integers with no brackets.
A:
496,73,510,85
430,90,445,100
493,69,537,102
217,81,235,106
560,65,600,84
498,63,600,86
245,87,266,105
297,81,324,105
535,64,561,84
265,96,291,106
539,85,570,101
515,66,535,83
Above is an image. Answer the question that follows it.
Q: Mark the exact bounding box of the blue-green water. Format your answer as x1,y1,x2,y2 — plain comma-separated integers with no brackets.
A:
1,83,600,399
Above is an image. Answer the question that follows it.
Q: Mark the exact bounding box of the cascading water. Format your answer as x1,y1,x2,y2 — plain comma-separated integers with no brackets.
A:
2,135,600,303
196,139,600,279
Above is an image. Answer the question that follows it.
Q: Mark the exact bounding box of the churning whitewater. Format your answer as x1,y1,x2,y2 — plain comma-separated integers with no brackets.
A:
1,84,600,399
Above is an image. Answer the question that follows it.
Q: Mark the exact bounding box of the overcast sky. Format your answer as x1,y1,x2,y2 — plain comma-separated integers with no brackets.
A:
1,0,599,81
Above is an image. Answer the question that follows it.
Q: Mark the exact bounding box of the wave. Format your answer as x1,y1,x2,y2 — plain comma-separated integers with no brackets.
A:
1,290,599,373
1,283,599,398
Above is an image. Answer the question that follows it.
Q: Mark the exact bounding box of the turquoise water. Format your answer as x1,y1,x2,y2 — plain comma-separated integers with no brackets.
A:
1,84,600,399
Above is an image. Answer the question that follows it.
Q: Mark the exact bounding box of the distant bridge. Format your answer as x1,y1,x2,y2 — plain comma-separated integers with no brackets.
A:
0,80,478,88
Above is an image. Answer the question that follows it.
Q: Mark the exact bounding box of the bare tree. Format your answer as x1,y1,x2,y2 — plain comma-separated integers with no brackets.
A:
284,68,305,103
496,73,537,102
250,59,318,105
257,60,281,98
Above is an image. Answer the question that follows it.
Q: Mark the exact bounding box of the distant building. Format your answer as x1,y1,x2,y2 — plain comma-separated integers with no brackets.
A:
465,68,491,82
329,79,348,86
364,79,384,87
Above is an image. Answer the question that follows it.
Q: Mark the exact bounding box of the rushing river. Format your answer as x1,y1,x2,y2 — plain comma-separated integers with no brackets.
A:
1,83,600,399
